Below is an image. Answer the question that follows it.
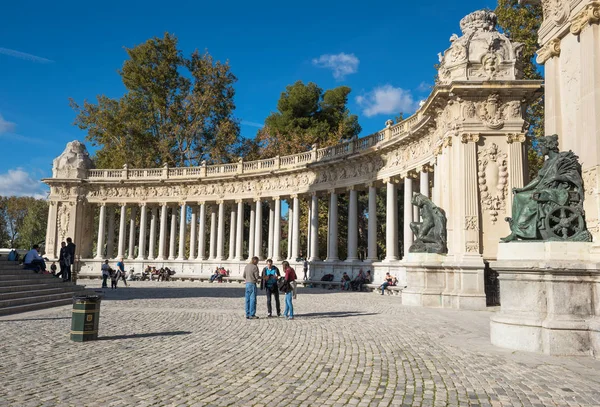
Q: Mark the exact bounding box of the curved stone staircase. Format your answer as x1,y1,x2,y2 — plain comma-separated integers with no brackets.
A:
0,260,90,316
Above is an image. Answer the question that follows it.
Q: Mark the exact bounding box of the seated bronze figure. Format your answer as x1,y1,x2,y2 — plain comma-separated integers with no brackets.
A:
409,193,448,254
501,134,591,242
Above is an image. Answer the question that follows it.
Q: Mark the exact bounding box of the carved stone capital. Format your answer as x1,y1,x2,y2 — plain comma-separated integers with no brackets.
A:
327,189,337,195
138,202,147,208
570,2,600,35
460,133,480,144
290,194,299,199
179,201,187,207
160,202,169,207
235,199,244,204
507,133,527,144
536,38,561,64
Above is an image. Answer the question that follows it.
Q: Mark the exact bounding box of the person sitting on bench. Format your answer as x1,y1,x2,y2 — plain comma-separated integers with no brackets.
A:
23,245,47,273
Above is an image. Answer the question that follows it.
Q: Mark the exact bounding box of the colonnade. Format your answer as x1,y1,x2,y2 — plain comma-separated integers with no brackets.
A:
93,168,433,264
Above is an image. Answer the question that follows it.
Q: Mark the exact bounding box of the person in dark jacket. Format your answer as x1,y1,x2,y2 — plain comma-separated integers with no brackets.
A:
57,242,68,281
260,259,281,317
65,237,76,282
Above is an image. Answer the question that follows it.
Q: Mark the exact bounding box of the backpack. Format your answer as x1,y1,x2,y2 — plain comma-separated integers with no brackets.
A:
321,274,334,282
277,277,289,293
7,250,17,261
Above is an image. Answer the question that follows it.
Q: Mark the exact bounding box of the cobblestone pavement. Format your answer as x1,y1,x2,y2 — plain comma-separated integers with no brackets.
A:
1,281,599,407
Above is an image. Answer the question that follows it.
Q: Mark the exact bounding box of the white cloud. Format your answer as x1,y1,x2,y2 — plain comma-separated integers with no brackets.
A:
417,81,432,93
241,120,264,128
0,168,48,199
0,47,53,64
356,85,417,118
312,52,359,80
0,114,16,134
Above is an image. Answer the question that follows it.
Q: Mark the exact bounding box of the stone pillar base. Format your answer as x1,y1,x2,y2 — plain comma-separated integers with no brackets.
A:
402,253,487,310
490,241,600,357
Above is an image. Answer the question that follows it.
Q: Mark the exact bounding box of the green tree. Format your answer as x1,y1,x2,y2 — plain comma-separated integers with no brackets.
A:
255,81,361,158
495,0,545,179
71,33,241,169
16,199,48,248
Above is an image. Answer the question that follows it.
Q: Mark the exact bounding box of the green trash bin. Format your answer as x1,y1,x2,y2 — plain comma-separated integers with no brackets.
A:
71,295,101,342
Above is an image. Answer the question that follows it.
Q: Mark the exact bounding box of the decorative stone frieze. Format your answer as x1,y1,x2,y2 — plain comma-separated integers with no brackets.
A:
477,143,508,224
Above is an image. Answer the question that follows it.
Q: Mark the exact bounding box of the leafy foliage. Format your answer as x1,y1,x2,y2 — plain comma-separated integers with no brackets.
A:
254,81,361,158
495,0,545,179
0,197,48,248
71,33,242,169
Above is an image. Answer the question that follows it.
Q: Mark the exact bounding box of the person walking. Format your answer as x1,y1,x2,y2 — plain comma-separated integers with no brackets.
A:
56,242,68,281
282,261,297,320
116,258,128,287
260,259,281,317
65,237,76,282
244,256,260,319
101,260,110,288
302,258,308,281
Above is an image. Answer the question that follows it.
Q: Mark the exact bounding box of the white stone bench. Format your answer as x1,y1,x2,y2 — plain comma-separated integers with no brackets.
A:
364,283,404,296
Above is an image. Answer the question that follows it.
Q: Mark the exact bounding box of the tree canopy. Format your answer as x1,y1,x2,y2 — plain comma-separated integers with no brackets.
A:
0,197,48,249
254,81,361,158
495,0,545,178
70,33,242,169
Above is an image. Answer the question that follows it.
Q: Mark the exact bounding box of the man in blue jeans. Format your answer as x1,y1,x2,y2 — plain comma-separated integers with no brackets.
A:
243,256,260,319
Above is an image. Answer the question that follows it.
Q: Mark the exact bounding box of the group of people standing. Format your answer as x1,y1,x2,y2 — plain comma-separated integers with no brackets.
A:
244,257,297,320
101,258,127,289
24,238,75,282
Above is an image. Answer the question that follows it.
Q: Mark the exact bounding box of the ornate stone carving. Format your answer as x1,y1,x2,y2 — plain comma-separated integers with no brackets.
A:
583,167,597,197
438,10,525,85
478,143,508,223
409,193,448,254
57,203,71,241
476,94,505,129
542,0,571,27
460,133,480,144
52,141,93,179
507,133,526,144
536,38,561,64
502,135,592,242
570,1,600,35
465,242,479,253
465,216,479,231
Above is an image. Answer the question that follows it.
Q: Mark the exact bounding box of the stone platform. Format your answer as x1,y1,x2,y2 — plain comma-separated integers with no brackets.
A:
490,242,600,357
1,281,600,406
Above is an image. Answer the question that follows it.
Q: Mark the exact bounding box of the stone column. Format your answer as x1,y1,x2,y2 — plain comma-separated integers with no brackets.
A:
148,206,158,260
326,191,339,262
384,179,398,261
197,203,206,260
273,197,282,261
420,167,430,198
432,161,440,206
236,200,244,260
254,199,264,260
268,201,274,259
248,204,255,259
229,204,236,260
177,203,186,260
209,205,217,260
292,195,300,260
106,206,115,259
168,207,177,260
346,187,358,262
460,134,481,257
189,205,197,260
309,193,320,261
287,199,293,260
403,176,414,258
95,203,106,259
127,206,137,260
117,204,127,260
368,184,378,261
216,201,225,261
306,197,312,259
45,202,58,259
157,203,168,260
137,203,147,260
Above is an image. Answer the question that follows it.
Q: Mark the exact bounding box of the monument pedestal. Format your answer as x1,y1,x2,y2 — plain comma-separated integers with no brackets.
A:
490,242,600,357
402,253,486,310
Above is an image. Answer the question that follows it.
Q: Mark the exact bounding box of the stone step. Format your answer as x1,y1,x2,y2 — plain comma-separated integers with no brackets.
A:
0,278,70,287
0,292,79,309
0,281,78,293
0,273,59,281
0,298,74,317
0,286,85,301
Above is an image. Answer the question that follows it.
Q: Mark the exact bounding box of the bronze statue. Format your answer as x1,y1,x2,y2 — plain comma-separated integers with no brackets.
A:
501,134,591,242
409,193,448,254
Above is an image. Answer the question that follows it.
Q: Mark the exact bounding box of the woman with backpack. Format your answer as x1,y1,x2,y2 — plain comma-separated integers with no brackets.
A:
281,261,297,320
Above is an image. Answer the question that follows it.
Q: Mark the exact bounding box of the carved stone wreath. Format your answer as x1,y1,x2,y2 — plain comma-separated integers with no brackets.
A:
477,143,508,223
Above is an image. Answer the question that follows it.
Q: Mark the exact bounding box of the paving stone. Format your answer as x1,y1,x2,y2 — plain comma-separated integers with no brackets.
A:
0,281,599,406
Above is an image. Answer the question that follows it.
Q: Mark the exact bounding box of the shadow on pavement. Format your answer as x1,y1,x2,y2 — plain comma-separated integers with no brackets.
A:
299,311,379,319
0,317,71,322
98,331,192,340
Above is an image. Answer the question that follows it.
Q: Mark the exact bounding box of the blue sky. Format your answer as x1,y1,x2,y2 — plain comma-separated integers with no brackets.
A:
0,0,495,198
